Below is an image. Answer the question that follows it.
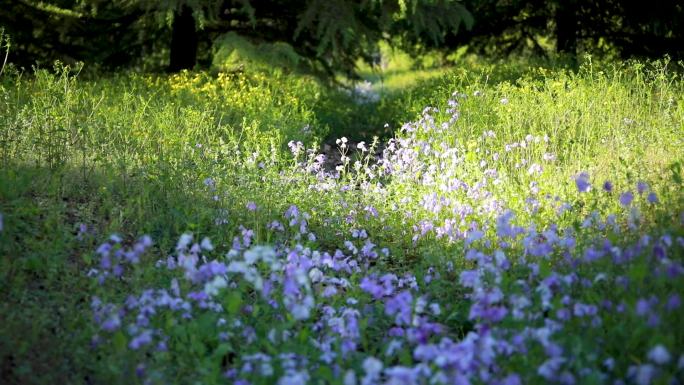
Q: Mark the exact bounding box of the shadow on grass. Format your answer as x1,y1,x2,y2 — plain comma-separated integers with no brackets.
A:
0,162,218,384
317,58,580,143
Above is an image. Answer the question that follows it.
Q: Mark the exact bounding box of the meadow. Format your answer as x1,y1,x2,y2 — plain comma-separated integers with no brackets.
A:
0,56,683,384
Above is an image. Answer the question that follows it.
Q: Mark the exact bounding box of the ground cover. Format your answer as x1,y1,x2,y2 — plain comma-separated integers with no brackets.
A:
0,57,683,384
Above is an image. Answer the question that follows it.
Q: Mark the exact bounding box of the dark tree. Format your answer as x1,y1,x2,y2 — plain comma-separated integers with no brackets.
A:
0,0,474,76
442,0,683,61
555,0,577,56
169,5,199,72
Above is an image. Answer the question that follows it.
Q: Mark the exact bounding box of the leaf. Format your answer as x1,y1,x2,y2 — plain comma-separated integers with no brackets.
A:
113,330,127,351
226,291,243,314
316,365,333,381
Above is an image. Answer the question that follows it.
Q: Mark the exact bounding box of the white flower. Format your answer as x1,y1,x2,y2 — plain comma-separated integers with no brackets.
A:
362,357,383,376
278,370,309,385
204,276,227,296
527,163,543,175
227,261,247,273
290,303,311,320
177,233,193,250
200,237,214,251
344,370,357,385
336,137,348,149
308,267,323,283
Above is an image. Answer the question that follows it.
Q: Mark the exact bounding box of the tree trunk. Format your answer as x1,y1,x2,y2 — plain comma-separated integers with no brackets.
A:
168,5,197,72
555,0,577,57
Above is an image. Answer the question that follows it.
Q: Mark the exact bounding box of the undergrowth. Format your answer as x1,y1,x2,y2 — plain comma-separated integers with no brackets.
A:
0,57,683,384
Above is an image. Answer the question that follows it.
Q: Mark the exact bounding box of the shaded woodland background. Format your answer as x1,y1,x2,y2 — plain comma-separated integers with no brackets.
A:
1,0,682,77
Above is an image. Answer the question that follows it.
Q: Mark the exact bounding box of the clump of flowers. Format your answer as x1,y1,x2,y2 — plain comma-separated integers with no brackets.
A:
86,92,684,385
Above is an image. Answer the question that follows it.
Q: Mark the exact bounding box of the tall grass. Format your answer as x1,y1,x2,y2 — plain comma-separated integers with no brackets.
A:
0,57,682,384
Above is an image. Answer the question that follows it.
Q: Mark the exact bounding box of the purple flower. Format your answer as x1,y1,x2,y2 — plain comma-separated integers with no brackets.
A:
647,192,658,204
573,303,597,317
635,298,650,316
360,277,386,299
538,357,565,380
633,364,656,385
362,356,383,377
136,363,146,378
246,201,257,211
469,304,508,323
575,172,591,193
603,181,613,193
647,345,671,365
637,181,649,194
647,313,660,328
129,330,153,350
556,308,571,321
101,315,121,332
459,270,480,288
619,191,633,206
666,294,681,311
385,291,413,325
501,374,522,385
384,366,418,384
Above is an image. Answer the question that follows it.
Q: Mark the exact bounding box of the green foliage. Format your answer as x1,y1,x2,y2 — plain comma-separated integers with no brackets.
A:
1,58,683,383
449,0,684,59
212,32,303,73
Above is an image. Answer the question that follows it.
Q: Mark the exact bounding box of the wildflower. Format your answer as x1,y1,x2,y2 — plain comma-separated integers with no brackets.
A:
200,237,214,251
528,163,543,175
344,370,357,385
336,137,348,149
385,291,413,325
246,201,257,211
136,363,146,378
384,366,418,384
619,191,634,206
647,345,671,365
288,141,304,156
575,172,591,193
603,181,613,193
204,276,227,296
633,364,656,385
666,294,681,311
278,370,309,385
500,98,509,105
647,192,658,204
0,212,3,232
635,298,650,316
538,357,565,380
101,315,121,332
362,356,383,377
501,374,522,385
637,181,649,194
129,330,153,350
177,233,193,250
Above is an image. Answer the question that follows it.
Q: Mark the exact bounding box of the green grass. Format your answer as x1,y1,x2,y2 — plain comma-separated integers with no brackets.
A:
1,56,683,384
